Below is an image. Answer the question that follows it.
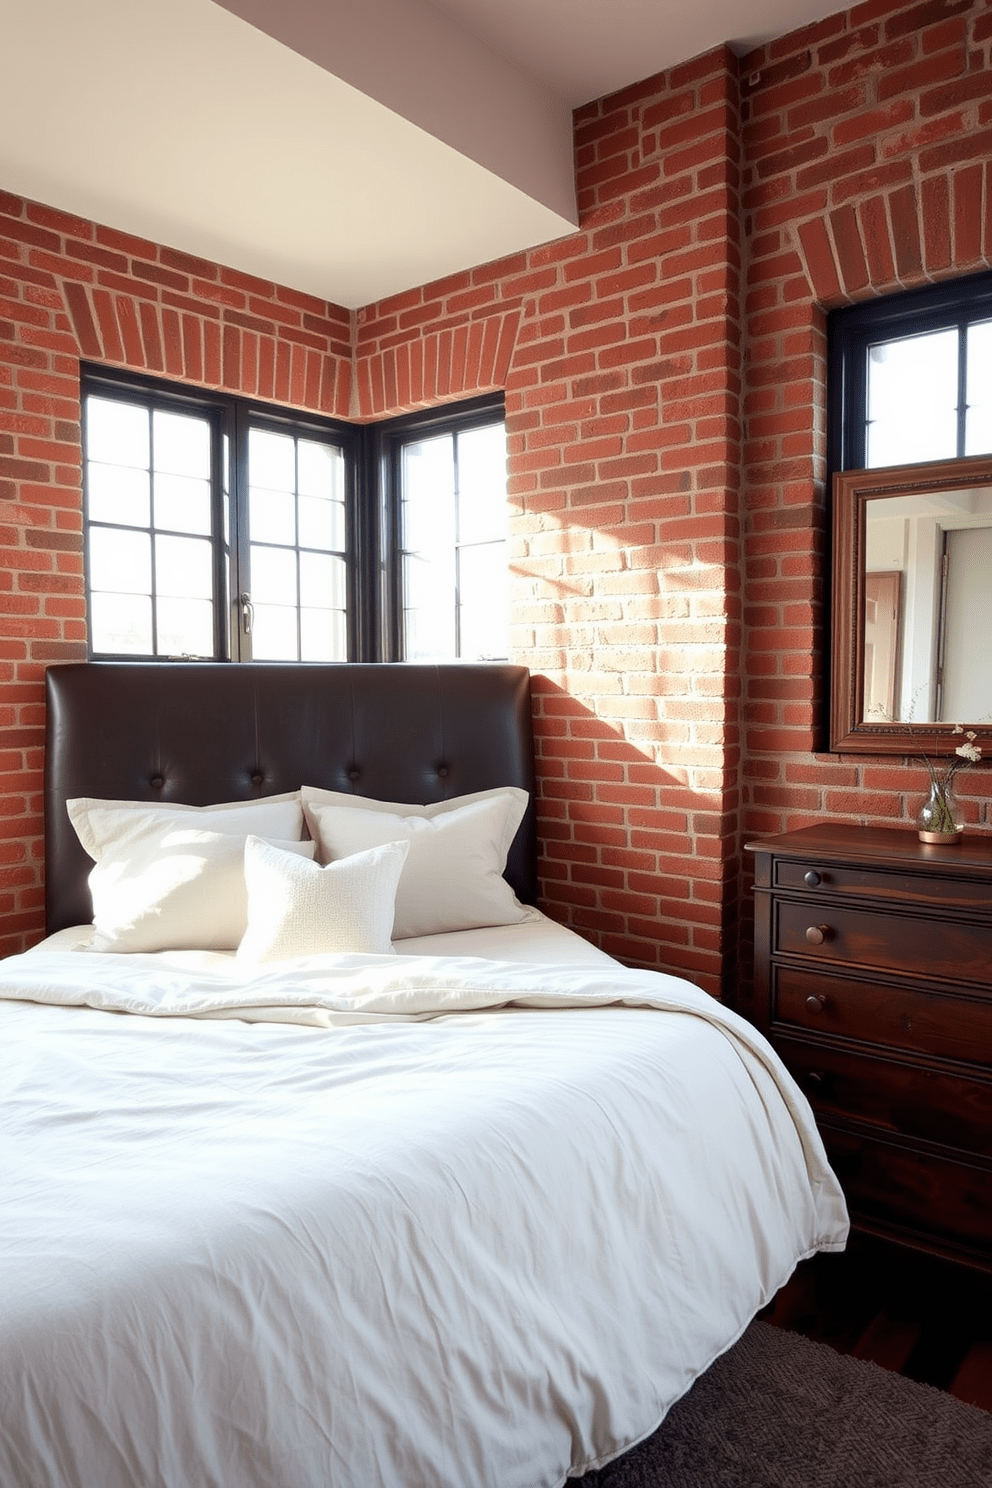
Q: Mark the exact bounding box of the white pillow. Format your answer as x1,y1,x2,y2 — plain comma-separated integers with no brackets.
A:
66,797,311,952
307,795,534,939
237,837,408,963
301,785,527,860
68,793,304,861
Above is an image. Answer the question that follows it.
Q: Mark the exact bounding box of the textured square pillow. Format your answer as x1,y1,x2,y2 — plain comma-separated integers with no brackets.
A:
237,837,408,963
306,795,534,940
66,796,310,952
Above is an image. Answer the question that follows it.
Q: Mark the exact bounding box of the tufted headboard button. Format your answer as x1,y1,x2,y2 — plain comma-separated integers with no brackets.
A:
250,772,264,788
348,769,360,782
437,765,449,778
149,775,164,790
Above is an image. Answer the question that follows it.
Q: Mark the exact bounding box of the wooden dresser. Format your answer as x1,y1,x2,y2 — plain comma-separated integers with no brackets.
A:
746,824,992,1271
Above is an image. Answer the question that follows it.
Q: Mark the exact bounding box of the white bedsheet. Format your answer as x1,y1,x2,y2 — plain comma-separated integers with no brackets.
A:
0,949,848,1488
35,909,621,968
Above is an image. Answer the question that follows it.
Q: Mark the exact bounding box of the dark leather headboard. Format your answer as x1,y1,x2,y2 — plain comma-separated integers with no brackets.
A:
45,662,536,934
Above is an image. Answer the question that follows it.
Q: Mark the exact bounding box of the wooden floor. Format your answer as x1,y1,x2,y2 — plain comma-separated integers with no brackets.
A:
760,1230,992,1413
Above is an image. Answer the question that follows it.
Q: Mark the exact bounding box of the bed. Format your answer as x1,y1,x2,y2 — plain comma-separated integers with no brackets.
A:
1,660,848,1488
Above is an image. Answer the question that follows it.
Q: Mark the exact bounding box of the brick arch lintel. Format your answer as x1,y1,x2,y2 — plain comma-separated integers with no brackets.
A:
794,164,992,308
353,310,522,421
60,276,521,427
60,280,353,420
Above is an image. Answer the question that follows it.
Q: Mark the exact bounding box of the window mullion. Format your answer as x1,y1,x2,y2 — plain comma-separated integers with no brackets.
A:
231,402,252,662
211,404,231,661
452,431,462,656
957,319,969,459
148,408,159,658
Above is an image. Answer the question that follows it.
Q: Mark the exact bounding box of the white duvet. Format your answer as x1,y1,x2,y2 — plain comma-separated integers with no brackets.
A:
0,949,848,1488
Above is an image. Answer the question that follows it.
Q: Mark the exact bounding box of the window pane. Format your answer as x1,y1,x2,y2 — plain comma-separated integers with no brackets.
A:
458,542,509,659
89,527,151,594
156,598,214,657
965,319,992,456
153,473,211,535
153,410,210,478
87,462,150,526
403,436,455,551
89,591,152,654
404,603,456,660
457,423,507,543
156,535,213,600
86,397,149,468
251,544,298,606
300,551,345,609
298,439,342,499
251,604,299,660
398,415,508,662
403,550,456,659
249,429,295,492
866,328,958,467
298,494,345,552
250,487,296,545
301,607,346,661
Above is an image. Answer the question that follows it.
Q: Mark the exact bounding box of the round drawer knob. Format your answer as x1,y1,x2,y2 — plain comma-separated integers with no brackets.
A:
805,994,825,1013
804,871,821,887
805,924,832,945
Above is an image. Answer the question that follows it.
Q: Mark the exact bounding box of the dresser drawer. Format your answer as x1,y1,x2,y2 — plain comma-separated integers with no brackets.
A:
775,858,992,913
771,966,992,1068
774,899,992,987
777,1035,992,1155
748,826,992,1271
822,1124,992,1261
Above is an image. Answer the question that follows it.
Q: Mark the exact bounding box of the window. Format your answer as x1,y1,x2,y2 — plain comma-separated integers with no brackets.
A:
827,273,992,741
828,270,992,472
244,423,349,662
81,371,509,664
85,393,221,658
375,396,510,662
82,368,361,661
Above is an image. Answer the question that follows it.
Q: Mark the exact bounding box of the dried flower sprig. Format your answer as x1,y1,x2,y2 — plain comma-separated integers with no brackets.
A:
918,727,983,833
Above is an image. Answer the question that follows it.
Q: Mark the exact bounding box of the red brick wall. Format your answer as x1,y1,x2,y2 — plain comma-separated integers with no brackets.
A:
355,51,744,997
354,0,992,1000
2,0,991,995
740,0,992,856
0,194,352,954
734,0,992,1001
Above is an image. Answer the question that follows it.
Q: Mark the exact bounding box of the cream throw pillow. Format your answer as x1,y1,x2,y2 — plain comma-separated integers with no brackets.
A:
306,795,533,940
301,785,527,860
67,796,309,953
237,837,408,963
68,794,303,859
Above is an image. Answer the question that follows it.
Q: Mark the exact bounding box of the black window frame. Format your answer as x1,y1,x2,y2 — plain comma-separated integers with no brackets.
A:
81,364,371,662
828,268,992,475
371,393,508,662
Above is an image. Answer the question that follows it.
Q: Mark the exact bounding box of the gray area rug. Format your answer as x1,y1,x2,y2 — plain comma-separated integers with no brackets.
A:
575,1320,992,1488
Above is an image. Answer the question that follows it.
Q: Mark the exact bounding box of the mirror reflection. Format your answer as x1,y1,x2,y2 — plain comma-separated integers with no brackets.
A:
864,484,992,723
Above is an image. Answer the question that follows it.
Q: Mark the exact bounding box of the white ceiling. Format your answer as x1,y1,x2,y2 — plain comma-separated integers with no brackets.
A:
0,0,845,310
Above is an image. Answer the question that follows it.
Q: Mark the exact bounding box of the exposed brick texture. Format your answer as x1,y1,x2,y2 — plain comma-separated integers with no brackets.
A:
0,202,353,955
737,0,992,1005
353,310,522,417
2,0,991,997
353,49,745,996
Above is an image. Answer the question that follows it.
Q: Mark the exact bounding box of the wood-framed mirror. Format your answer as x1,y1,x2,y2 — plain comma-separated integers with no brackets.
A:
830,454,992,754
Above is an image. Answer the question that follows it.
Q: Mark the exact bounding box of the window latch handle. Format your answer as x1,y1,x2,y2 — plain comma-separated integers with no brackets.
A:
240,591,253,634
